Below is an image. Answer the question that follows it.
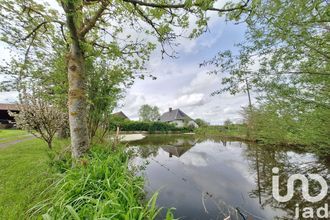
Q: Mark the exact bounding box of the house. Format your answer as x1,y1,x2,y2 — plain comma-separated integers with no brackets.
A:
159,108,198,128
0,103,19,128
111,111,129,120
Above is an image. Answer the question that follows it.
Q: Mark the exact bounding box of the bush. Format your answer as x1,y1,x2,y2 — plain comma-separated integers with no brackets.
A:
109,120,193,133
32,146,172,219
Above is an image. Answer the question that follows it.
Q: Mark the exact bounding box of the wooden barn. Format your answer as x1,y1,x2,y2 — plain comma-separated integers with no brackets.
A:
0,103,19,128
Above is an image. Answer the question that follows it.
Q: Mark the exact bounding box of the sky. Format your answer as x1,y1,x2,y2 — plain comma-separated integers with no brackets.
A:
115,19,253,124
0,3,254,125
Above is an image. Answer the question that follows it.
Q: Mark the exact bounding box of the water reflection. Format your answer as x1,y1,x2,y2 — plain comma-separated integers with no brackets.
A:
129,135,329,220
244,143,329,219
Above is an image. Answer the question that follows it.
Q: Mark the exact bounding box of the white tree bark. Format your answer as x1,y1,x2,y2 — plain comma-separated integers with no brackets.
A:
67,44,90,158
64,1,90,158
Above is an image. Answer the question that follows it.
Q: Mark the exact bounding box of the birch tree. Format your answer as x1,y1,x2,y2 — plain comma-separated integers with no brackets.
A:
0,0,251,158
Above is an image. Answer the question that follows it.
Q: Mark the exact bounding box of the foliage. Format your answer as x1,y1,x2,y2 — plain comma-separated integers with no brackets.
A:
110,120,193,133
9,94,66,149
241,105,330,156
23,46,129,141
203,0,330,155
195,124,247,138
204,0,329,95
108,114,129,127
223,119,232,126
87,61,129,140
138,104,161,122
194,118,209,127
33,146,172,219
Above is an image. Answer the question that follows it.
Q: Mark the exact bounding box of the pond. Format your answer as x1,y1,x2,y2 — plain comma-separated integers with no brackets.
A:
128,135,329,220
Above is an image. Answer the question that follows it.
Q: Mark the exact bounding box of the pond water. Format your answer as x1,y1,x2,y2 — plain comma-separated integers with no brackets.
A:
128,135,329,220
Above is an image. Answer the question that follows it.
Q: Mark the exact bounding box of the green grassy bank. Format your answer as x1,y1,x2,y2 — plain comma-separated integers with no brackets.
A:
0,130,172,219
195,125,330,157
0,131,68,219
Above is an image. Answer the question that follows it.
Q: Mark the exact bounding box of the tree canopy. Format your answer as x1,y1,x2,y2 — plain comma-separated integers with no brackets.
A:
204,0,330,155
139,104,160,122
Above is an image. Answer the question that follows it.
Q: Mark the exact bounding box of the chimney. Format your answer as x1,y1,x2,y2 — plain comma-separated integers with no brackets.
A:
169,107,172,112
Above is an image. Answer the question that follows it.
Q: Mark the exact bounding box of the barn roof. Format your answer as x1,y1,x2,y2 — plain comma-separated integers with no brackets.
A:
112,111,129,120
0,103,19,111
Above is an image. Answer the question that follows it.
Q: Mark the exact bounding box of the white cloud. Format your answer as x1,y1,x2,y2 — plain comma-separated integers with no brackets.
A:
180,151,208,167
172,93,205,108
118,92,146,120
180,71,217,95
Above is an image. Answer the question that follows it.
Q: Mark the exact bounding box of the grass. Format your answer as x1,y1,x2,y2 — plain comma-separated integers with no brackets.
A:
196,124,249,140
0,129,30,144
0,129,29,139
0,132,68,219
33,145,173,219
0,130,172,219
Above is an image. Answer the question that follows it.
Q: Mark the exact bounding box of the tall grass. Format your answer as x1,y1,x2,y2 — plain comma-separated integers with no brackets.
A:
31,146,173,219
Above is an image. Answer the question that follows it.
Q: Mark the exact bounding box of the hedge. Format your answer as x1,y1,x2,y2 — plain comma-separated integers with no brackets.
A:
109,120,193,133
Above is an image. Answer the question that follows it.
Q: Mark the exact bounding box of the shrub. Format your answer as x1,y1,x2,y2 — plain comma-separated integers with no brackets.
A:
9,94,66,149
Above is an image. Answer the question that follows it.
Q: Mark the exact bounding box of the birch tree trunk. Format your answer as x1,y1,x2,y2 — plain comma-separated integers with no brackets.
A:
67,45,89,158
65,1,90,158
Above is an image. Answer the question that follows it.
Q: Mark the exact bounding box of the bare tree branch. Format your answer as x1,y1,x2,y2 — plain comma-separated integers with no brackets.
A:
78,0,110,38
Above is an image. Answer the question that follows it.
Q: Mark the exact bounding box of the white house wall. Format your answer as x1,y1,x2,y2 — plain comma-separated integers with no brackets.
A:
170,120,185,127
187,121,199,128
170,120,199,128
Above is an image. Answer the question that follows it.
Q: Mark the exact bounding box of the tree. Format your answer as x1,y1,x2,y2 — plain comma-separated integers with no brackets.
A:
87,61,129,140
223,119,232,126
9,93,66,149
139,104,160,122
195,118,209,127
203,0,330,154
0,0,251,158
12,40,130,141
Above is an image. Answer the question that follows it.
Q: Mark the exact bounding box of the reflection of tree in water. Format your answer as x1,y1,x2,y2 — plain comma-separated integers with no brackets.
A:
134,145,160,158
130,136,329,219
244,144,329,219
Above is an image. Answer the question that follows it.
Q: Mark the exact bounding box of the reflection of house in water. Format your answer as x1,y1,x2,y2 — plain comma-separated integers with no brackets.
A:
130,135,199,158
161,138,197,158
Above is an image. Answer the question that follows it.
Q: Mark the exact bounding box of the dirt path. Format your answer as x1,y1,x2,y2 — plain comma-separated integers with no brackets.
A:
0,134,32,141
0,136,36,149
